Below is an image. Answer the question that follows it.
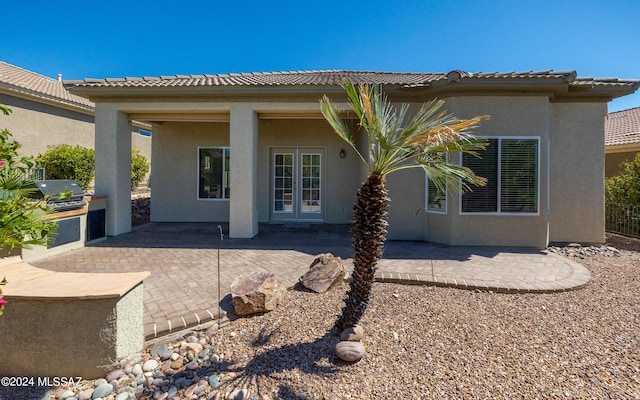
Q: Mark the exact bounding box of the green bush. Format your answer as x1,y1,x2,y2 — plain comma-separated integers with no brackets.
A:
38,144,95,190
606,153,640,206
131,148,150,190
38,144,150,192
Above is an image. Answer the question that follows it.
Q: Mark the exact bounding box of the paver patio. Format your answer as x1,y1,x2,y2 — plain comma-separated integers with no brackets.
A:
31,223,590,340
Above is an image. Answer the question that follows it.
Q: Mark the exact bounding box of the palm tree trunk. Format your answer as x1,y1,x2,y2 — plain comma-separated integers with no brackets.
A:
335,172,390,332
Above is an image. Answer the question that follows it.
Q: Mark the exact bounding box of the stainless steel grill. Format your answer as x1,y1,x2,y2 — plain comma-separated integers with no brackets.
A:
29,180,87,212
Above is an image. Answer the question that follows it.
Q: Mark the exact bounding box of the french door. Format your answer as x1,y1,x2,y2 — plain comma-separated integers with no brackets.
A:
271,148,324,222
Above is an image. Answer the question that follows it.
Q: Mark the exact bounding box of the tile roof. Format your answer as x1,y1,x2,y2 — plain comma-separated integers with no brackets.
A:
0,61,94,110
65,70,447,88
605,107,640,147
64,69,639,89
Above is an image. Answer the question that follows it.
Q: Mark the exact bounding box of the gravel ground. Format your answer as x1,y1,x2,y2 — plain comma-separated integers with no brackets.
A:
203,235,640,399
3,235,639,400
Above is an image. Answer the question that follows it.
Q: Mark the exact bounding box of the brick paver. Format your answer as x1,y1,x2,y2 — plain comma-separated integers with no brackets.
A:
32,223,590,340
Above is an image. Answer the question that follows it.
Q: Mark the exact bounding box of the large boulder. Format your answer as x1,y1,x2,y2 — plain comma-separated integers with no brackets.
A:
299,253,346,293
230,271,287,316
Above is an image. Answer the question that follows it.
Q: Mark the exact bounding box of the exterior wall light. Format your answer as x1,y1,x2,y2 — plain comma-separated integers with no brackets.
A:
340,149,346,158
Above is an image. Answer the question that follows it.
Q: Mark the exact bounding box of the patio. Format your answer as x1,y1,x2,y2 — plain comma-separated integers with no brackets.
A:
31,223,591,340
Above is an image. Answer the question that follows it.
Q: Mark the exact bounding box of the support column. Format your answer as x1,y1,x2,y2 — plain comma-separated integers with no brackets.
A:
94,104,132,236
229,104,259,238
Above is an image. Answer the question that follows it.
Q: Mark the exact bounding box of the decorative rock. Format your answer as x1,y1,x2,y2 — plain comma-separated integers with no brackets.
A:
92,383,114,399
106,369,125,382
166,385,178,399
184,384,198,397
230,271,287,316
143,359,159,372
335,340,366,362
208,374,219,389
78,389,94,400
171,359,184,369
185,335,198,343
94,378,107,387
150,343,173,360
185,342,203,354
132,364,143,376
59,390,76,399
340,325,364,341
299,253,346,292
185,360,199,370
115,393,131,400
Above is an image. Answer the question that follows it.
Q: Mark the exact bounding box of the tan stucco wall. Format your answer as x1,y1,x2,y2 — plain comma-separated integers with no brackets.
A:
150,119,361,224
386,96,551,247
0,93,151,183
0,93,94,157
151,121,230,222
257,119,362,223
605,150,638,177
387,96,607,247
549,102,606,244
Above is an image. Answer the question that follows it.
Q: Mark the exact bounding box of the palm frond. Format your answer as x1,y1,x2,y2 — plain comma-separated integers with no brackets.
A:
320,79,490,189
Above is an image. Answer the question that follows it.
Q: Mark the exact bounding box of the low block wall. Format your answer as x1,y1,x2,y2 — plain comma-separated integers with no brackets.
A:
0,257,150,379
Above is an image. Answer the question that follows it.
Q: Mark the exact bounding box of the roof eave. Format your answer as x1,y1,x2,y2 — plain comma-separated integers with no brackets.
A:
0,84,95,115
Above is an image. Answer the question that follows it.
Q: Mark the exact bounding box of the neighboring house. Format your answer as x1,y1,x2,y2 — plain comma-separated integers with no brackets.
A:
0,61,151,183
66,69,639,247
605,107,640,177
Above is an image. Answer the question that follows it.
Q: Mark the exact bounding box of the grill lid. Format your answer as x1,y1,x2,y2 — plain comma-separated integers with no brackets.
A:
31,180,84,199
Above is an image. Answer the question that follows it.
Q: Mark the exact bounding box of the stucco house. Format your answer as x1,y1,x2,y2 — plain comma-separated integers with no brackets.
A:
65,69,639,248
605,106,640,177
0,61,151,179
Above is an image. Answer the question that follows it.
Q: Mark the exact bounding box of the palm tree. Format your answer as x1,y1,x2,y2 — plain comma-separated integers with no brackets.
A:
320,81,489,332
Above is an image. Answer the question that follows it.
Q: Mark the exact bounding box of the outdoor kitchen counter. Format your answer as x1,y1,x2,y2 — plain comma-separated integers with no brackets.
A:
0,256,150,299
0,256,150,378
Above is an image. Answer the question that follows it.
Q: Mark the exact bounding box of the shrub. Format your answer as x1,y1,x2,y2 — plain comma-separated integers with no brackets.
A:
605,153,640,206
38,144,95,190
131,148,150,190
1,106,57,251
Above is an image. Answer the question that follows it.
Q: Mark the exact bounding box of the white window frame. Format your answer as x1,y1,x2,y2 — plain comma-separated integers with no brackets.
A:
459,136,540,216
197,146,230,201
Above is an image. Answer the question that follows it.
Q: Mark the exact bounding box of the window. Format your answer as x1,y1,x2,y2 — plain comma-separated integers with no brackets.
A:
426,177,447,213
198,147,230,199
461,137,539,214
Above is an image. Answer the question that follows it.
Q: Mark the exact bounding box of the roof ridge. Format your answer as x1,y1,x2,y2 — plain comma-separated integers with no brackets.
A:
0,61,61,83
74,69,446,83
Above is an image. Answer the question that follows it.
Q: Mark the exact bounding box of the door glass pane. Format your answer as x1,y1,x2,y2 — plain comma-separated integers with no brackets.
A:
300,153,321,213
274,153,294,213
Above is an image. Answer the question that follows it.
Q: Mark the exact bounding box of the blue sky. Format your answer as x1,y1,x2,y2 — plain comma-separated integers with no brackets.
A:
3,0,639,111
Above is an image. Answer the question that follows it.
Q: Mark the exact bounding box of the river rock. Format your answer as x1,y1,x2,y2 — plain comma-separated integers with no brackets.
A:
335,340,366,362
143,359,159,372
340,325,364,341
92,383,113,399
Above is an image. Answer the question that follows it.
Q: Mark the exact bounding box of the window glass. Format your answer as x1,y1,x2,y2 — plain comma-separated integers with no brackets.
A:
461,138,538,214
427,178,447,213
199,148,230,199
